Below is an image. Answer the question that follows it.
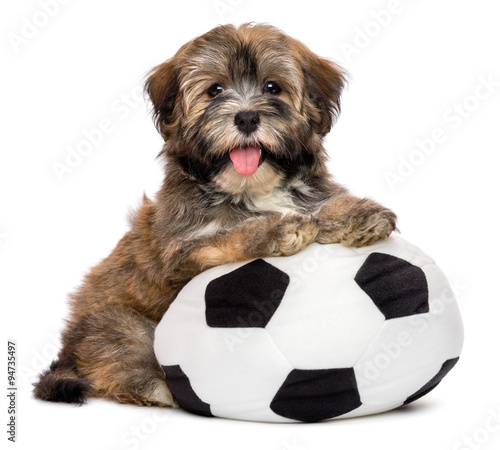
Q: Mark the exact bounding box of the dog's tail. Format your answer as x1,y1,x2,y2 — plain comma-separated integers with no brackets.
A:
33,352,94,404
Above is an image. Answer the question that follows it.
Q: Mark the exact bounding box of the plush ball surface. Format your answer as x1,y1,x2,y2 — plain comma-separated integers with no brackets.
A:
154,235,464,422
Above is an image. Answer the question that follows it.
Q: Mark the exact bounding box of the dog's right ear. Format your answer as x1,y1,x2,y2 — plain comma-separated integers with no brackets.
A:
145,58,180,139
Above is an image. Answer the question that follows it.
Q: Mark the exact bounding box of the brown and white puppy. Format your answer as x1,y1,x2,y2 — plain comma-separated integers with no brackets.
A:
34,23,397,407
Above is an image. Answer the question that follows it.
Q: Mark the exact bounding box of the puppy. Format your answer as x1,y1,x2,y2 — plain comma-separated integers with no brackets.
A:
34,23,396,407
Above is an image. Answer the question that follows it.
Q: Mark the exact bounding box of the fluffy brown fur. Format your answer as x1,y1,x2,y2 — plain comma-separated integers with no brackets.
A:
34,23,396,407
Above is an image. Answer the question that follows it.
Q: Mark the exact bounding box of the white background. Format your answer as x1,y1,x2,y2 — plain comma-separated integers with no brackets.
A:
1,0,500,449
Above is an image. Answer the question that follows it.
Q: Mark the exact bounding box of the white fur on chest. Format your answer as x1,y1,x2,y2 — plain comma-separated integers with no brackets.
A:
246,188,297,215
190,181,311,241
189,192,297,241
191,164,313,240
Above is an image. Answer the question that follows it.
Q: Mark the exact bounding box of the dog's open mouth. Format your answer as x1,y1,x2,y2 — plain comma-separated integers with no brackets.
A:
229,145,264,175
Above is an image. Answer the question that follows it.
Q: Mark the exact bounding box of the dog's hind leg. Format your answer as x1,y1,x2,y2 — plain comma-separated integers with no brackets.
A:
34,303,176,407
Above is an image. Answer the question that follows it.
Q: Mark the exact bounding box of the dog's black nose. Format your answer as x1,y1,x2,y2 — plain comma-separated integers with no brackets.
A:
234,111,260,135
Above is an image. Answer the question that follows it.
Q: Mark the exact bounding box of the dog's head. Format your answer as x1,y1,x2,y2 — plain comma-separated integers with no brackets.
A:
145,23,346,194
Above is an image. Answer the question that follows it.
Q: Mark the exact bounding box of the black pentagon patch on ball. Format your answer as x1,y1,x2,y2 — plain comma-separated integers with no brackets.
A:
403,357,460,405
354,252,429,320
161,365,213,417
205,259,289,328
270,368,362,422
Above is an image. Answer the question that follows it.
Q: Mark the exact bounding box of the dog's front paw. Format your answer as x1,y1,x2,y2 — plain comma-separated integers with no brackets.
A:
274,215,319,256
316,197,397,247
340,207,396,247
250,215,318,257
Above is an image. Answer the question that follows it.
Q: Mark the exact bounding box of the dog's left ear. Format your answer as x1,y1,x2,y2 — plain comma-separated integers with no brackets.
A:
301,51,347,136
145,58,181,139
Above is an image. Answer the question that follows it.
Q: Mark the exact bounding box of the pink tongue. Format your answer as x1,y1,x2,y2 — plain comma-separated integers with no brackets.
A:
230,146,261,175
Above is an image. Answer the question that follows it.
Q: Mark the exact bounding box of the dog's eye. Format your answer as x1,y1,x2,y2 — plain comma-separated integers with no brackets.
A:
207,84,224,97
263,81,281,95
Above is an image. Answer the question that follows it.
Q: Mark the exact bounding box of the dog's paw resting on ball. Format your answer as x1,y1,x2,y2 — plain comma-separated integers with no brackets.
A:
315,196,398,247
34,23,397,407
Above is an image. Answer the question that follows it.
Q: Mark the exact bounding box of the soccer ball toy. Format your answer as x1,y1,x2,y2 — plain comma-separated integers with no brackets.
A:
154,235,464,422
